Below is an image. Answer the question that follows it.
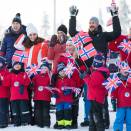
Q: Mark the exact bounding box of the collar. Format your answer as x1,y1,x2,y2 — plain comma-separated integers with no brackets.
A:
58,75,67,79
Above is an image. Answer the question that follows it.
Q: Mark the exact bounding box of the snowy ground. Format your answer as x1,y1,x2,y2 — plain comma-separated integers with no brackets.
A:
3,97,126,131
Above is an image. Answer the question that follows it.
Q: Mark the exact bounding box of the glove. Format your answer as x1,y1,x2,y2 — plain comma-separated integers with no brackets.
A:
30,83,35,89
50,35,58,47
53,92,58,98
69,5,79,16
79,70,86,79
74,58,82,68
51,74,58,86
59,34,66,45
86,69,91,75
62,89,72,95
48,84,53,87
110,6,118,17
19,84,25,95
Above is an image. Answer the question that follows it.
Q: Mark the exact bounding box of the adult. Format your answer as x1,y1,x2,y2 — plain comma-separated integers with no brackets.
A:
69,5,121,67
109,28,131,68
47,24,69,74
1,13,26,69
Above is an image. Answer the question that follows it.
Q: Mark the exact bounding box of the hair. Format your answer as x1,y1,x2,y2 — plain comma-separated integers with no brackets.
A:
25,37,45,48
73,47,78,59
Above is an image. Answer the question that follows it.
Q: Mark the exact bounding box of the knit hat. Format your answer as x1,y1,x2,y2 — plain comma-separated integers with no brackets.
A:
66,38,73,45
0,56,6,67
12,13,21,25
40,61,49,69
90,17,99,25
26,23,38,36
57,62,65,72
12,61,22,68
93,51,104,68
57,24,67,35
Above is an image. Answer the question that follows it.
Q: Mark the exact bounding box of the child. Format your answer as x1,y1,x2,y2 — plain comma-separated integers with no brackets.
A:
112,69,131,131
30,61,51,128
2,61,31,127
53,62,76,130
0,56,9,128
80,51,109,131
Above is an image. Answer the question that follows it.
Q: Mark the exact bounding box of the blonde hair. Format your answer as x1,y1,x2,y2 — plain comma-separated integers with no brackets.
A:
73,47,78,59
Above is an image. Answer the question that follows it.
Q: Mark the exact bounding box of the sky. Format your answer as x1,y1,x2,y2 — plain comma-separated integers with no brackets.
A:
0,0,131,39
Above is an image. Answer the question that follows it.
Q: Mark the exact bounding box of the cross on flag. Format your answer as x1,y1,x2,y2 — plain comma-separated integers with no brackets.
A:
12,50,28,63
102,74,122,93
78,43,97,61
111,0,116,6
118,39,131,54
61,52,74,60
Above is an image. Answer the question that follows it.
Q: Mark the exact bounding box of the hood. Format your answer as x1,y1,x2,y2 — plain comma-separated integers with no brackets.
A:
89,25,102,36
96,67,109,73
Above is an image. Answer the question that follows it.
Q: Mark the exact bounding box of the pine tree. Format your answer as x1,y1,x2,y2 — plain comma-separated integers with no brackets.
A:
119,0,131,35
40,11,50,40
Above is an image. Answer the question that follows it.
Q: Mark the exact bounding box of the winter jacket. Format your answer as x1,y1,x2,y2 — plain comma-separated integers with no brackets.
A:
111,79,131,108
14,34,48,68
3,71,30,101
69,16,121,67
1,25,26,68
0,66,9,99
31,73,51,102
108,35,131,68
47,41,66,74
55,55,86,87
85,67,109,104
55,76,76,104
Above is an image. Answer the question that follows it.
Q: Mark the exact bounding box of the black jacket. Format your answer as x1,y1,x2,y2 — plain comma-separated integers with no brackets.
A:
69,16,121,67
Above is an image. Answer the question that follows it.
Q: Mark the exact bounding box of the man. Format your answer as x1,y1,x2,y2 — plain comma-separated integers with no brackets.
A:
1,13,26,69
69,5,121,67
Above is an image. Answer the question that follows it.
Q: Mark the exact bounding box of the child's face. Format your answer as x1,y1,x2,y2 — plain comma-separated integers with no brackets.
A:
120,69,128,76
0,62,3,67
59,70,66,77
13,64,21,70
41,66,49,71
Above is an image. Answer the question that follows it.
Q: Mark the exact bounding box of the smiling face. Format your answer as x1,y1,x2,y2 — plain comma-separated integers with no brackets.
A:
41,66,49,71
120,69,129,77
89,20,98,32
66,43,75,53
59,70,66,77
13,64,21,70
29,33,38,42
57,31,65,39
12,22,21,32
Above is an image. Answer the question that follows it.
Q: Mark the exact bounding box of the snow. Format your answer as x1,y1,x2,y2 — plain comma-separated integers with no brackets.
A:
3,97,127,131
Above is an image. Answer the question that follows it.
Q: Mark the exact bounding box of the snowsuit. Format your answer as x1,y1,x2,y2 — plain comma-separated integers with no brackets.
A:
0,67,9,125
3,70,31,125
111,77,131,131
31,73,51,127
84,67,109,131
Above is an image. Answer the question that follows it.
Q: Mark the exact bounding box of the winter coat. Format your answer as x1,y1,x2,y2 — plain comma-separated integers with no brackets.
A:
108,35,131,68
0,66,9,99
3,71,30,101
14,34,48,68
69,16,121,67
55,76,76,104
1,25,26,68
85,67,109,104
55,55,86,87
47,41,66,74
111,79,131,108
31,73,51,102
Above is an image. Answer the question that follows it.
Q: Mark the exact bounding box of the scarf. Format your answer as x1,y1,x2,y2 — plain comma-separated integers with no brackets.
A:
11,26,23,35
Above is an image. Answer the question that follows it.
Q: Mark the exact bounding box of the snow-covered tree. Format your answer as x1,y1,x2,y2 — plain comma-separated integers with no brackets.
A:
119,0,131,35
40,11,50,40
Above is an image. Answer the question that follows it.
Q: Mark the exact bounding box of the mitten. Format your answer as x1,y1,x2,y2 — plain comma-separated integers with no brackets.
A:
110,6,118,17
74,58,82,68
19,84,25,95
53,92,58,98
69,5,79,16
30,83,35,89
62,89,72,95
79,70,86,80
59,34,66,45
50,35,58,47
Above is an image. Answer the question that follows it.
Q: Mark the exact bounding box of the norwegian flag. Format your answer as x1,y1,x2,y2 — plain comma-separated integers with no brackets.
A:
61,52,73,60
78,43,97,61
25,64,42,77
111,0,116,6
106,17,112,27
64,59,76,79
12,50,28,63
44,86,60,93
48,70,52,83
127,74,131,83
72,31,92,48
114,62,131,73
102,74,122,93
118,39,131,54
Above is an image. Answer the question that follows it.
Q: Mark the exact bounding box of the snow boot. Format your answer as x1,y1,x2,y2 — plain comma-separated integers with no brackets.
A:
53,122,58,129
57,125,65,129
80,121,90,127
65,125,71,130
0,124,8,128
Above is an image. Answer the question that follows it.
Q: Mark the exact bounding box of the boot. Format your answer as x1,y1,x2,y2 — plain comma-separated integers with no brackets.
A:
65,125,71,130
0,124,8,128
71,124,78,129
21,123,29,126
14,123,21,127
80,121,90,127
57,125,65,129
53,122,58,129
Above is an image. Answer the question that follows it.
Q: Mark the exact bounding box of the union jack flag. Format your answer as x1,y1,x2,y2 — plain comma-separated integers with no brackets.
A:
78,43,97,61
25,64,42,77
111,0,116,6
72,31,92,49
127,74,131,83
118,39,131,54
12,50,28,63
61,52,73,60
106,17,112,27
44,86,60,93
64,59,76,78
102,74,122,93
